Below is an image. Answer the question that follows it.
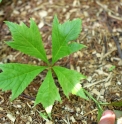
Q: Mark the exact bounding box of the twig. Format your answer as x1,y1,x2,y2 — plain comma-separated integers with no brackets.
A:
96,1,122,21
84,78,107,88
106,20,122,59
101,47,117,59
84,72,112,88
20,93,35,101
112,36,122,59
97,1,122,59
103,36,108,53
108,12,122,21
81,109,98,118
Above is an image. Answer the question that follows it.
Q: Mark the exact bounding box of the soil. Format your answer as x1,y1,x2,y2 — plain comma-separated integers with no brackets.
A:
0,0,122,124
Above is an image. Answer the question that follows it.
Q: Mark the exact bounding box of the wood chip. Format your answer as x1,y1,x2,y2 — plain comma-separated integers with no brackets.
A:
7,113,16,122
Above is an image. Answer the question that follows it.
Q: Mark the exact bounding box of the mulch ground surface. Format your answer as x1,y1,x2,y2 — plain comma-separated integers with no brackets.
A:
0,0,122,124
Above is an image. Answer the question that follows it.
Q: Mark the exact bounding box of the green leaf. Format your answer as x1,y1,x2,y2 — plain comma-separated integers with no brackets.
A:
97,104,103,122
39,112,48,120
5,19,49,64
68,42,86,53
0,63,46,100
52,16,85,64
109,65,115,71
110,100,122,107
0,0,2,3
35,70,61,116
83,89,103,122
53,66,88,100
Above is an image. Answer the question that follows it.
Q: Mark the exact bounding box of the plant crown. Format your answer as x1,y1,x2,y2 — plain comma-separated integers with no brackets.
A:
0,16,88,117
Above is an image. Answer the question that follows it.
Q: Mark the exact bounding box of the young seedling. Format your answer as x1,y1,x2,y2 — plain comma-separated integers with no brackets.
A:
0,16,88,118
108,65,116,71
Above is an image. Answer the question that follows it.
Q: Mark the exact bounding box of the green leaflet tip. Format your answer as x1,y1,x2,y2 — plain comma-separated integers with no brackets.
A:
4,21,11,26
39,112,48,120
83,45,87,48
30,18,35,23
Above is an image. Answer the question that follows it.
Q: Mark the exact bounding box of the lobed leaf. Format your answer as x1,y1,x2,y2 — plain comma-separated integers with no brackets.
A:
35,70,61,116
2,16,89,119
0,63,47,100
53,66,88,100
52,15,85,64
5,19,49,64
